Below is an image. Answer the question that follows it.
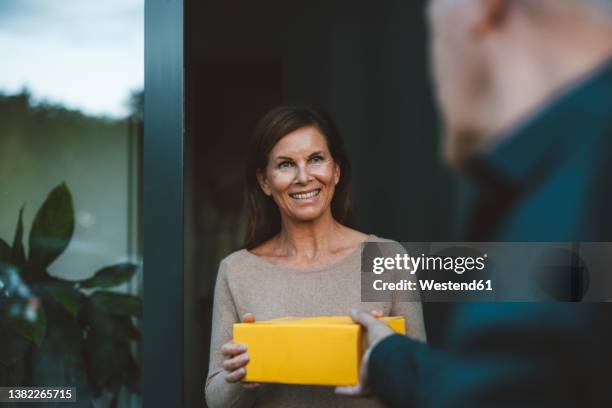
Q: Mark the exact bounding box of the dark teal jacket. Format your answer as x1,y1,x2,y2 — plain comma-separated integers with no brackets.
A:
368,60,612,407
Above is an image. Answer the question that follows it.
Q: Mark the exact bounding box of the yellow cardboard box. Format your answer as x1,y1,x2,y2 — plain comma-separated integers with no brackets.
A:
233,315,405,386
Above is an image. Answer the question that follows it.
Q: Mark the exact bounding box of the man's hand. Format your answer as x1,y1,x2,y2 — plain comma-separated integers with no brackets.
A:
335,309,395,397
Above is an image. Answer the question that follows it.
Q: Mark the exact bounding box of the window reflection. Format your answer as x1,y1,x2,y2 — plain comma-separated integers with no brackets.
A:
0,1,143,407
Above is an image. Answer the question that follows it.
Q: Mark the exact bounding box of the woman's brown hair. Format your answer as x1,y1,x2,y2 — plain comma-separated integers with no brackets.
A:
244,106,354,250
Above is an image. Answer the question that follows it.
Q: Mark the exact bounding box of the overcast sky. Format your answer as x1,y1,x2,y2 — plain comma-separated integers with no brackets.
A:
0,0,143,118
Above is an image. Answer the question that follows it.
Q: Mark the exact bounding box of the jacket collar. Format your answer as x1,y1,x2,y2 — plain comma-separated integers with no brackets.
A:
465,57,612,189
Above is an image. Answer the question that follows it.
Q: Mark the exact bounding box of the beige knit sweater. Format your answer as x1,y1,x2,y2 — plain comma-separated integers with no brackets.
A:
205,235,426,408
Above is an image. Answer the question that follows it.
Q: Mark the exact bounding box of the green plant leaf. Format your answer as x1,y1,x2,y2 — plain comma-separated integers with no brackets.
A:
125,354,140,394
38,300,83,355
41,279,82,318
84,329,131,392
28,183,75,272
28,342,92,400
79,263,138,289
0,238,12,263
0,312,32,365
13,303,47,347
12,206,26,266
116,316,141,341
90,292,142,317
85,303,141,341
90,311,141,341
0,241,11,292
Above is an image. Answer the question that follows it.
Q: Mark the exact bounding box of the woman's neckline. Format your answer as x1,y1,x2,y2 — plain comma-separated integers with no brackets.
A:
241,234,377,273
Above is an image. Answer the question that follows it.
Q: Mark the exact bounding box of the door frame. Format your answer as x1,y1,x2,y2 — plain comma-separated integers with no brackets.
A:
143,0,184,406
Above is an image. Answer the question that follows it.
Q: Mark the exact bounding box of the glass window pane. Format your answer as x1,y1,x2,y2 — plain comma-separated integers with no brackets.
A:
0,1,143,407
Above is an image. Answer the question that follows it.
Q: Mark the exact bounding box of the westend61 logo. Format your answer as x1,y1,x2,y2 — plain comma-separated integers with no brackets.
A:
361,242,612,302
371,253,488,275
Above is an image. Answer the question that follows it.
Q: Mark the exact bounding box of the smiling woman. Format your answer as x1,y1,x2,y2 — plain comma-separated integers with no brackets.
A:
244,106,353,250
204,106,427,408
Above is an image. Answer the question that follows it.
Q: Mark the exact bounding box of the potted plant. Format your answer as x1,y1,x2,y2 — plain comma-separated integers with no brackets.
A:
0,183,141,407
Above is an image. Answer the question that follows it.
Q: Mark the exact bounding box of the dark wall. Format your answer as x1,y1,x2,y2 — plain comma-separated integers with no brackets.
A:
282,1,454,241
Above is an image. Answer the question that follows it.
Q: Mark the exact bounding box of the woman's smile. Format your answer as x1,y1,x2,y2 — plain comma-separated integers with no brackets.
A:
289,188,321,201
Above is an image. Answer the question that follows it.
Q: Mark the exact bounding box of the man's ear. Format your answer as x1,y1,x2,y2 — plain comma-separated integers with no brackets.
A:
475,0,509,36
256,169,272,196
